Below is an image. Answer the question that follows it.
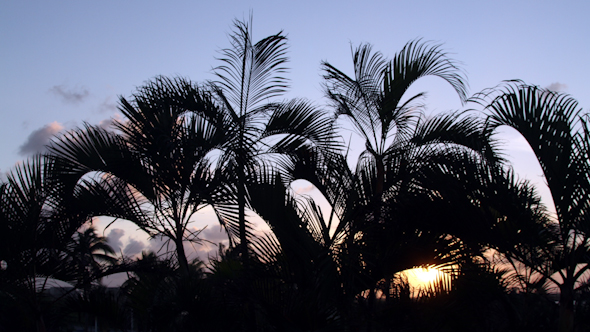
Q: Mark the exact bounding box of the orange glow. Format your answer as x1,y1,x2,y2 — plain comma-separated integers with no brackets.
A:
397,265,452,297
411,267,441,284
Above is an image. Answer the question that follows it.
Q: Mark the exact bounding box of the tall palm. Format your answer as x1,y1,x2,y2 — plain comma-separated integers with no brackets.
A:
0,156,65,286
320,40,498,290
210,17,338,260
476,81,590,332
49,76,230,276
321,40,499,203
243,41,503,330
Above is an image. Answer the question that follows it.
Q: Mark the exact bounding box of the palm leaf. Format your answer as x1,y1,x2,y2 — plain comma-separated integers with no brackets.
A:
475,81,584,231
214,16,289,116
410,112,501,164
262,99,340,153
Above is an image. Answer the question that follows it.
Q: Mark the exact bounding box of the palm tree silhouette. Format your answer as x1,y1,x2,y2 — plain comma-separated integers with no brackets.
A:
0,155,110,332
209,16,338,261
323,40,498,295
0,155,66,332
63,226,117,332
49,77,230,276
237,40,504,330
65,226,116,299
477,81,590,332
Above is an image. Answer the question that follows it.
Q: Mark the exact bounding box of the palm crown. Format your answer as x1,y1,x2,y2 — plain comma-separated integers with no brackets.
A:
207,17,338,259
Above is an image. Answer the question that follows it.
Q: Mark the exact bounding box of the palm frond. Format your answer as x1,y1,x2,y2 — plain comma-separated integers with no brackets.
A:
322,44,386,148
410,112,502,164
386,39,468,106
214,17,289,116
49,124,159,201
475,80,585,231
323,40,467,156
262,99,341,153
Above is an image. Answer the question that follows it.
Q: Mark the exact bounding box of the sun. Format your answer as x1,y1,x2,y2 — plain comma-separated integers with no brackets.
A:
398,265,451,296
412,267,441,284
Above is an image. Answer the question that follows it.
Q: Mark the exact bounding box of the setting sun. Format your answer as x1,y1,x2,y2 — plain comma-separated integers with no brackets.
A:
412,267,441,284
396,265,453,297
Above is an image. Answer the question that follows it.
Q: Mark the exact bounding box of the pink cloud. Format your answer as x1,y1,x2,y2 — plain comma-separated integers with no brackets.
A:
18,121,64,155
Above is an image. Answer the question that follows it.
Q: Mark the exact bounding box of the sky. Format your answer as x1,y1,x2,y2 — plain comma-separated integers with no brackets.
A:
1,0,589,278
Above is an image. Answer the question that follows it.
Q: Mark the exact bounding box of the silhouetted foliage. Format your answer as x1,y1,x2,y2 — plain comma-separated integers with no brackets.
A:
2,18,588,332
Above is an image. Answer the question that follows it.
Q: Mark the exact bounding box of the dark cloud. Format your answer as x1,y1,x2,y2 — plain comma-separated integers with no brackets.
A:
18,122,64,156
49,85,90,104
124,238,146,257
546,82,568,92
106,228,125,253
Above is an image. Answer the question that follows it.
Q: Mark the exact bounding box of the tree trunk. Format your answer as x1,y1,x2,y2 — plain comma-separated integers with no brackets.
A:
366,154,384,332
375,155,384,204
238,169,248,263
35,308,47,332
559,282,575,332
236,143,249,266
236,118,249,265
175,228,190,276
367,287,376,332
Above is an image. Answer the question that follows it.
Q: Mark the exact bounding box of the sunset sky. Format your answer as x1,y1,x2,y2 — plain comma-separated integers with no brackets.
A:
1,0,588,272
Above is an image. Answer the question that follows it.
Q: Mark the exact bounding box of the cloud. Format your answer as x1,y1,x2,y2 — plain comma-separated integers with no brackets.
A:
98,96,118,113
106,228,125,253
18,121,64,155
194,245,220,263
546,82,568,92
199,225,230,243
148,235,173,255
49,85,90,104
124,238,146,257
295,184,316,194
98,114,123,131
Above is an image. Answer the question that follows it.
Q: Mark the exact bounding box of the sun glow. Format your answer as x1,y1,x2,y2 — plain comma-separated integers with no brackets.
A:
396,265,452,297
411,267,441,284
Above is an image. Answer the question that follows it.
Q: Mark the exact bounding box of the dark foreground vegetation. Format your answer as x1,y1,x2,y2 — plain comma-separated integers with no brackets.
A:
1,18,589,332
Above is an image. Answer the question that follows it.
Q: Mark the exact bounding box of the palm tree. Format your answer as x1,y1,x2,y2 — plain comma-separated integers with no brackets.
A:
49,76,230,276
321,40,499,205
0,155,127,332
249,135,532,330
209,17,338,261
62,226,117,332
319,40,499,308
476,81,590,332
245,168,345,329
65,226,117,299
0,155,69,332
227,40,510,330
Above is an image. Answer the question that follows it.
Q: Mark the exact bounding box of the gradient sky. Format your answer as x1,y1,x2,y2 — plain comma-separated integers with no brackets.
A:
1,0,588,269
